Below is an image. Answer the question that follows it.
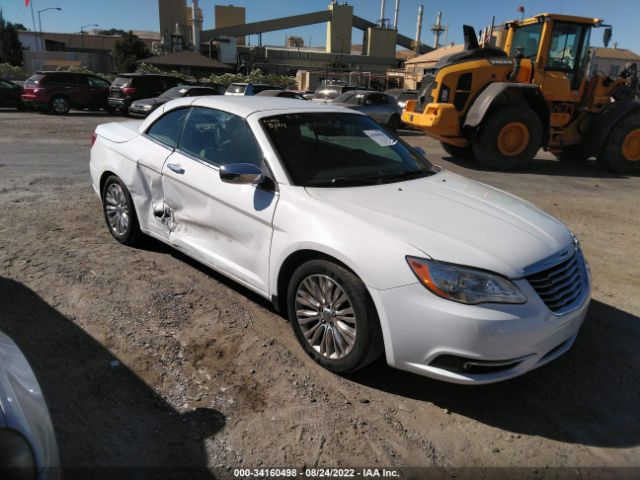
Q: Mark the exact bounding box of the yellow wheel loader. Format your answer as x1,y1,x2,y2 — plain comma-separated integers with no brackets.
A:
402,14,640,173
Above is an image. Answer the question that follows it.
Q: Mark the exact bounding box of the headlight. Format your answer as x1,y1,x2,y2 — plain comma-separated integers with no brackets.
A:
141,104,153,111
406,257,527,304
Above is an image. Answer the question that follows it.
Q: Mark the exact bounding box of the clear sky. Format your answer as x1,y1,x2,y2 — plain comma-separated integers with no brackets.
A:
2,0,638,52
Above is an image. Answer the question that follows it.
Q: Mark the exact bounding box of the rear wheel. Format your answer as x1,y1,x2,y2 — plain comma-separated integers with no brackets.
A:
473,106,542,170
101,175,143,245
49,95,70,115
441,142,475,159
600,112,640,174
287,260,383,373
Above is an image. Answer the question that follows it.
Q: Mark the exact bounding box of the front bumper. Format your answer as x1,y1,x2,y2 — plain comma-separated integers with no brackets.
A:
370,278,590,384
128,105,153,117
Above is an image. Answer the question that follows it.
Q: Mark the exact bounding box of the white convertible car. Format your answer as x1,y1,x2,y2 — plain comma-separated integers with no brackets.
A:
90,96,590,384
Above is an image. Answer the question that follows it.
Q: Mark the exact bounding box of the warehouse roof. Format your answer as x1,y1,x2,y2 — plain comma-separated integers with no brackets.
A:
138,50,232,70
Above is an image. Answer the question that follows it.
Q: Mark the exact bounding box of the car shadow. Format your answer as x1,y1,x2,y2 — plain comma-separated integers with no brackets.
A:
441,154,631,179
347,300,640,448
0,277,224,479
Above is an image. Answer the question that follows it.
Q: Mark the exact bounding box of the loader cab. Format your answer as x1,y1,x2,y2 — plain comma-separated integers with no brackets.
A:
505,14,598,102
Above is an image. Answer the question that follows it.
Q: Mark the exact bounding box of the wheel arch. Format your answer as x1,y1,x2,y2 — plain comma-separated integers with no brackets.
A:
273,249,360,315
464,82,550,146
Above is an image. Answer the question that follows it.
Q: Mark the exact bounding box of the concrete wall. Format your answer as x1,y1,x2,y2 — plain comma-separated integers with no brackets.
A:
326,3,352,54
159,0,187,44
365,27,397,59
22,50,113,74
215,5,246,45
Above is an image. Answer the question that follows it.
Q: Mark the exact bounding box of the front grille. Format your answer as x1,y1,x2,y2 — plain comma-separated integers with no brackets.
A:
526,248,588,314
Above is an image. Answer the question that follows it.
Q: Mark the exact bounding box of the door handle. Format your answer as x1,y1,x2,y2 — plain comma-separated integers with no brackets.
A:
167,163,185,174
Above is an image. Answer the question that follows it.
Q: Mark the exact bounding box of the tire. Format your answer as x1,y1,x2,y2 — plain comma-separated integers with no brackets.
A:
472,105,543,170
101,175,144,245
287,259,383,373
599,112,640,174
387,114,401,132
49,95,70,115
441,142,475,159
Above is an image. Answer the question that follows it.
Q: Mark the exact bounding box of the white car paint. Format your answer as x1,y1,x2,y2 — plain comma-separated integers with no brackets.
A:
90,96,590,384
0,331,60,479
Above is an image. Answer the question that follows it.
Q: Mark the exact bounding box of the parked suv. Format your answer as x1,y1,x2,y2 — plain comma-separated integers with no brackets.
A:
21,71,111,114
224,83,282,96
108,73,191,114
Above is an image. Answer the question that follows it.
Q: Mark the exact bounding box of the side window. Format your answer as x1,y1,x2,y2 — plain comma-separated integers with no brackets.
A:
146,108,189,148
48,74,69,85
0,81,12,89
178,107,263,167
88,76,110,88
511,23,543,59
73,75,89,86
546,23,582,71
367,93,385,105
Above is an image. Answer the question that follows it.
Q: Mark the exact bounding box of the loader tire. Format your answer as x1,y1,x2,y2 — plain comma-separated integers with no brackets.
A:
473,106,543,170
600,112,640,174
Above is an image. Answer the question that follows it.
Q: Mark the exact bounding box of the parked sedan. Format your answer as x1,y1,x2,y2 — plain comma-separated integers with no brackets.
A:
385,88,417,109
224,83,282,96
128,85,221,117
0,330,60,479
333,90,403,131
0,78,24,110
90,97,590,384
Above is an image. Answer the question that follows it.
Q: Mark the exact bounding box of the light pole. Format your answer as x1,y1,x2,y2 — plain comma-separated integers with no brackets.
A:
80,24,99,49
37,7,61,52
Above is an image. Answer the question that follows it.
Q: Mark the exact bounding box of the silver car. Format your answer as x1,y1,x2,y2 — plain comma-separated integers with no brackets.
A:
0,330,59,479
332,90,403,131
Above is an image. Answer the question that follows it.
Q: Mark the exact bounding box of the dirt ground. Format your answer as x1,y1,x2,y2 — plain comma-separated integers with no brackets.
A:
0,110,639,479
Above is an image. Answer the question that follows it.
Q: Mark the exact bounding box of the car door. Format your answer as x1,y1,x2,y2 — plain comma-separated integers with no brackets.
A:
363,93,387,123
135,107,191,239
161,106,278,294
70,74,91,107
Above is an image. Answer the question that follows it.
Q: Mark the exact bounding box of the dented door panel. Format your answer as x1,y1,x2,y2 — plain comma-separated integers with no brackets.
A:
161,151,277,295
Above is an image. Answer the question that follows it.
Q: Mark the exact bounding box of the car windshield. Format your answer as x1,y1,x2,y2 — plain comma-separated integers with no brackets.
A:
227,84,247,94
160,87,187,99
314,86,342,100
334,92,366,104
260,112,435,187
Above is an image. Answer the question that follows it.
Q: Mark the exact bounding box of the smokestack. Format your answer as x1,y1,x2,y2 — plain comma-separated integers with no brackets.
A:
432,11,444,49
379,0,386,25
393,0,400,29
191,0,200,51
414,4,423,53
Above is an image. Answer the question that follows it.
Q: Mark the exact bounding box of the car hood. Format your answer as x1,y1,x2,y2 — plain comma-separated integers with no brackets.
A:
305,170,572,278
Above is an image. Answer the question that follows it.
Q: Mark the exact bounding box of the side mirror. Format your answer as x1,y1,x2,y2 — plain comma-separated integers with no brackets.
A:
219,163,263,184
603,27,612,48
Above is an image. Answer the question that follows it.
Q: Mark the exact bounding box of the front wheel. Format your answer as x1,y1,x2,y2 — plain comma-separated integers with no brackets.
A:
473,105,543,170
287,260,383,373
101,176,143,245
599,112,640,174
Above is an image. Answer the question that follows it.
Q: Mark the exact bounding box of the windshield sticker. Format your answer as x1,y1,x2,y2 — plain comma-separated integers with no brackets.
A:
363,129,397,147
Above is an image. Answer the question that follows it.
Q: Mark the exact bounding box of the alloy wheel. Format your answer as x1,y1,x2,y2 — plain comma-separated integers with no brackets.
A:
295,274,357,360
104,183,130,236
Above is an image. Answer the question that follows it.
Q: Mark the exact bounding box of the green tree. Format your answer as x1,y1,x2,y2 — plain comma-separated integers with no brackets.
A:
0,10,23,66
112,30,150,72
